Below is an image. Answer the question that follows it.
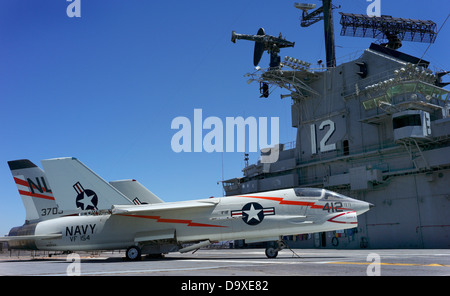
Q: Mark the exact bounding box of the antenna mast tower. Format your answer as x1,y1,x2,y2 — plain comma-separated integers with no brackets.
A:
296,0,337,68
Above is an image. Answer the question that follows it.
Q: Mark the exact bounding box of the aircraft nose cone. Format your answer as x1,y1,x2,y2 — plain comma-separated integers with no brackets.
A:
354,201,373,215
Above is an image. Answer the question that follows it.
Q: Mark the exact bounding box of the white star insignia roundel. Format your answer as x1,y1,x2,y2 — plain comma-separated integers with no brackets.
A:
231,202,275,225
75,189,98,210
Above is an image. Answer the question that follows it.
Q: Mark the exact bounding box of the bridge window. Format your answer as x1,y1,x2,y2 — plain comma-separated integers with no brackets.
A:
393,114,421,129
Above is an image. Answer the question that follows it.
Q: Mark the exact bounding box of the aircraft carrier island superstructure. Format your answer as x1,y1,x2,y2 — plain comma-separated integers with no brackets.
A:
225,1,450,248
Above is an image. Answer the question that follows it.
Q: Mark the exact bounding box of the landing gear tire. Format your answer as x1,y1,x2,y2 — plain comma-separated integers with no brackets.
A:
265,247,278,259
265,240,287,258
126,246,141,261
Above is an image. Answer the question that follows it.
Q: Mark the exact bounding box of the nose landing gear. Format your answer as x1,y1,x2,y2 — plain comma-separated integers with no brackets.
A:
265,240,287,258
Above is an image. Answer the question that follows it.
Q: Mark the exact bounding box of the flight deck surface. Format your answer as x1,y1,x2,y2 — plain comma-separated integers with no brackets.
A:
1,248,449,276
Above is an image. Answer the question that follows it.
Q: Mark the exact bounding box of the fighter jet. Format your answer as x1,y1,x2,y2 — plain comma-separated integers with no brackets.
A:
1,157,372,259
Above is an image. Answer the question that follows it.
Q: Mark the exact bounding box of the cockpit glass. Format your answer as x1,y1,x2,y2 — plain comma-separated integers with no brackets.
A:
294,188,323,197
323,190,346,200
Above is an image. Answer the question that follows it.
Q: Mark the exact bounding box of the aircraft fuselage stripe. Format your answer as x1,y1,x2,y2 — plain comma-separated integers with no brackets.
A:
239,195,322,209
117,214,227,228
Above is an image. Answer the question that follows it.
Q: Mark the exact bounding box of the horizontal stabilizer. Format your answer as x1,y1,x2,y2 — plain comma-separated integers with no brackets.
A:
41,157,133,211
112,200,218,215
0,233,62,242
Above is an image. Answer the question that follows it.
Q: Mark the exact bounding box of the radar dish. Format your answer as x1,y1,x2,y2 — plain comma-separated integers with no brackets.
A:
294,3,316,11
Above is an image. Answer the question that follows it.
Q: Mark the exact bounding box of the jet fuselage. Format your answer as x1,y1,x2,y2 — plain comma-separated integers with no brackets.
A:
8,188,372,252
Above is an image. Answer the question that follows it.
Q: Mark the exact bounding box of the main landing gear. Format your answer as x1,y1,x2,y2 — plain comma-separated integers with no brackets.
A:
265,240,287,259
126,246,142,261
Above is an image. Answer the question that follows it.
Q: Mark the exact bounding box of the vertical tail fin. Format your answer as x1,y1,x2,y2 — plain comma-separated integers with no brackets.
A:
41,157,133,211
109,179,164,204
8,159,62,222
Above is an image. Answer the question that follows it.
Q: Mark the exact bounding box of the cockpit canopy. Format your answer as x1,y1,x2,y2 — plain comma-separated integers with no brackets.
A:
294,187,348,200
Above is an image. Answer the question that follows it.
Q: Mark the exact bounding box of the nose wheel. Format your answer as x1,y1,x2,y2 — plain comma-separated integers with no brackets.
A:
265,247,279,258
265,240,287,259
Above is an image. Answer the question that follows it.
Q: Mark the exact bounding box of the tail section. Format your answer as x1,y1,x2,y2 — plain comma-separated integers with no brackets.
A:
8,159,62,222
109,179,164,204
41,157,134,211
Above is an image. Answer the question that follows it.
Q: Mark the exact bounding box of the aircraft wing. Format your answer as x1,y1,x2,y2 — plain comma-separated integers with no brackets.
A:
111,200,218,215
0,233,62,242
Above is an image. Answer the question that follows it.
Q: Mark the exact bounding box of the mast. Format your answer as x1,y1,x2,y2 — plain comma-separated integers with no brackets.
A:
297,0,336,68
322,0,336,67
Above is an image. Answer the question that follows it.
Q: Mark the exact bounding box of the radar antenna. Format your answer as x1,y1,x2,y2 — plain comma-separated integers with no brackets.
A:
339,13,437,50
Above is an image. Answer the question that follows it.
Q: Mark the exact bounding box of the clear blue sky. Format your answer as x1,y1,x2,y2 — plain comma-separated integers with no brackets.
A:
0,0,449,235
